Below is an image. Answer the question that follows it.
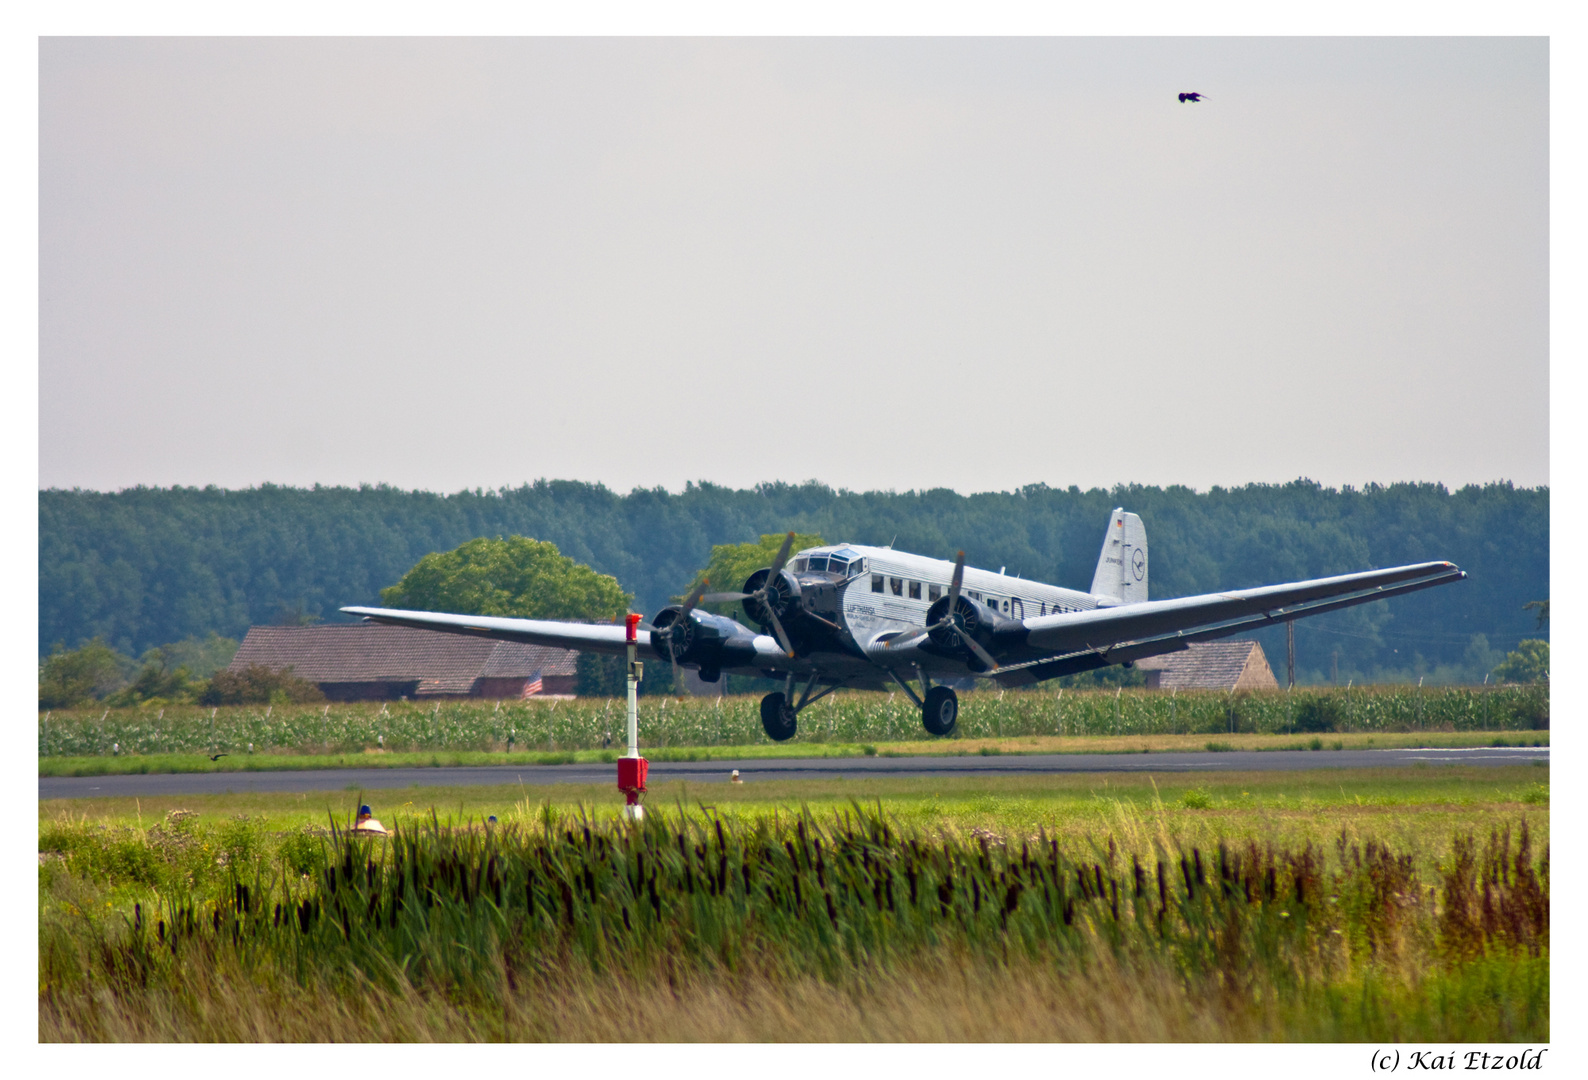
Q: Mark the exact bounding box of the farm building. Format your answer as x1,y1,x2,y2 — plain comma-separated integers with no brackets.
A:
1134,640,1279,691
226,624,578,701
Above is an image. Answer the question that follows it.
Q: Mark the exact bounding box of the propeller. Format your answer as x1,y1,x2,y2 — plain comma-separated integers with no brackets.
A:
702,531,797,657
653,578,713,687
885,551,1000,672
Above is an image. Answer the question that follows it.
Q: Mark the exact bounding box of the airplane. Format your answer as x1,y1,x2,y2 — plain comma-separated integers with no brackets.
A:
341,508,1466,741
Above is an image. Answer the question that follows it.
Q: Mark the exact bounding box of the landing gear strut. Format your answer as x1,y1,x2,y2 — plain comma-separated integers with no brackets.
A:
760,673,843,742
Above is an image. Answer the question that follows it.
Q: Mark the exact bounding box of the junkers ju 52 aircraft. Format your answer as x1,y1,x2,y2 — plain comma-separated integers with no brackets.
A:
343,509,1465,741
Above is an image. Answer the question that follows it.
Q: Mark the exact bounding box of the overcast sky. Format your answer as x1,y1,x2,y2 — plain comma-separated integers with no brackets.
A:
39,36,1548,495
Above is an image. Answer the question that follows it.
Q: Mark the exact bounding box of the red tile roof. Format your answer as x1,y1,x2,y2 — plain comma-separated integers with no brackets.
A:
228,624,578,687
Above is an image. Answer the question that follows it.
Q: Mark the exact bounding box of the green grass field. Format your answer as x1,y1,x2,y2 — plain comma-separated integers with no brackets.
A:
40,763,1547,1042
41,763,1549,848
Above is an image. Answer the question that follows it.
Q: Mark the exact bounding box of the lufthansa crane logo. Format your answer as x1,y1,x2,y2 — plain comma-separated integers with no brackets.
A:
1131,548,1146,581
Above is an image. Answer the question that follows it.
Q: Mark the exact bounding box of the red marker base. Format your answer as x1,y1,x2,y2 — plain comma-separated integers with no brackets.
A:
618,755,648,820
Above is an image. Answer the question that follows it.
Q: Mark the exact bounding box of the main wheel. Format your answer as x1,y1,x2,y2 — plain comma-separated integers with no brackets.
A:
922,686,958,737
760,692,798,742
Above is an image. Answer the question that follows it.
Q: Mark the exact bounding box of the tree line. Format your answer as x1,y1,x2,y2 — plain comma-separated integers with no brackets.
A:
40,479,1548,685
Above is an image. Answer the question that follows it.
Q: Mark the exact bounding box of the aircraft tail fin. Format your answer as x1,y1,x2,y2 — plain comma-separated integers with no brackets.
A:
1089,508,1148,604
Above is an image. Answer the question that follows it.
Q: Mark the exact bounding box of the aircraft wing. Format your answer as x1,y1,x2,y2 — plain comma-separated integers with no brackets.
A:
339,606,661,658
990,560,1465,686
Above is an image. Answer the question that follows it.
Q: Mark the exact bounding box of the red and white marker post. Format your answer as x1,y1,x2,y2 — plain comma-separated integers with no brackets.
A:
616,613,648,821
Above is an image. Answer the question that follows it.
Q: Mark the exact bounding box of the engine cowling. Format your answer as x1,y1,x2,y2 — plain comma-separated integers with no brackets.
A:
923,594,1020,670
738,567,801,628
649,607,760,682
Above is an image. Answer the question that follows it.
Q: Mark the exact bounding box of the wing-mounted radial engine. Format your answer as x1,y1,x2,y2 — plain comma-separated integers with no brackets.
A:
648,580,764,685
875,550,1022,739
883,551,1017,675
920,592,1024,671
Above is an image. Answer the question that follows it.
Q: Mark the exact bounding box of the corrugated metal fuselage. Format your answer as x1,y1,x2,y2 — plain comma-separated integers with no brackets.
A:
717,544,1107,687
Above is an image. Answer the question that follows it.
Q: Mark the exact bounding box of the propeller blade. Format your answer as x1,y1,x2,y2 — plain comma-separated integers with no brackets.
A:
963,633,1000,673
701,592,751,604
884,625,930,650
947,551,965,610
765,604,795,658
767,531,796,579
679,578,709,613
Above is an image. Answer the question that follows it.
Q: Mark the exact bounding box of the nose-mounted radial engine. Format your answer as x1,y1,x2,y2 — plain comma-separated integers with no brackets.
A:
732,565,800,640
699,531,803,657
654,533,860,743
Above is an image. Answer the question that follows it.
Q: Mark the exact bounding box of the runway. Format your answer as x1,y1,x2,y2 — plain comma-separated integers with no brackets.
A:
39,745,1549,799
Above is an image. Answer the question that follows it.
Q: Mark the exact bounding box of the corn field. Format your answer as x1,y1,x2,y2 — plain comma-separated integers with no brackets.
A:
39,807,1549,1040
38,684,1549,758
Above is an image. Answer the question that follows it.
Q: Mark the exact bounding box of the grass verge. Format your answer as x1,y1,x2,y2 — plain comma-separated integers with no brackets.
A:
39,782,1547,1042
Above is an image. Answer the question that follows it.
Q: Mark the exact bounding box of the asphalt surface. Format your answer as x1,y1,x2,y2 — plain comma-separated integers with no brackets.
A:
39,745,1549,800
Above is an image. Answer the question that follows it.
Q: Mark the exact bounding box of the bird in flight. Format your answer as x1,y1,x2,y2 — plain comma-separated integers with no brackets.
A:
1178,92,1205,103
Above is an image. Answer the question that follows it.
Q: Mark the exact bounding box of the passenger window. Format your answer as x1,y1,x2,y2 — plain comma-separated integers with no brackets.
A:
890,577,903,596
872,574,884,593
908,581,921,599
928,584,942,601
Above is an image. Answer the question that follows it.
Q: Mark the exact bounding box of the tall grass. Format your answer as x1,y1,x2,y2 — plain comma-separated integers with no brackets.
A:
38,684,1549,758
39,806,1548,1041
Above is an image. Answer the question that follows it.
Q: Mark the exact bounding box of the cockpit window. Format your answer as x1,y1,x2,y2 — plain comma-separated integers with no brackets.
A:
807,556,829,572
792,558,807,571
828,557,849,576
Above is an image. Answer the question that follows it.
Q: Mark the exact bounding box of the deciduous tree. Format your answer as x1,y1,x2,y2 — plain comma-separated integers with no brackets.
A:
200,664,325,705
1492,640,1549,684
381,536,631,622
38,639,132,708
